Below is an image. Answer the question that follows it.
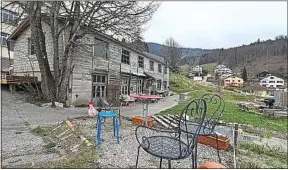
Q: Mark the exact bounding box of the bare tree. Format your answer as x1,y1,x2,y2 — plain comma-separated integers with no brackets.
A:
163,37,183,72
5,1,160,105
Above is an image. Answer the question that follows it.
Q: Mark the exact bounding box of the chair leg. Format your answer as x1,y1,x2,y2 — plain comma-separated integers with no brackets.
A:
168,160,171,169
159,158,162,169
113,117,116,137
135,145,141,169
193,140,199,168
97,117,102,145
216,134,222,163
116,117,120,144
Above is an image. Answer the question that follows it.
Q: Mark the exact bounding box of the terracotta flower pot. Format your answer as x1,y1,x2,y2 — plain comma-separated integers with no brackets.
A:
198,135,230,151
132,116,153,127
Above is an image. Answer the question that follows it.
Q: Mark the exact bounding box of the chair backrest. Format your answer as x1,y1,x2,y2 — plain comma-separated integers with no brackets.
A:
200,94,225,134
178,98,208,154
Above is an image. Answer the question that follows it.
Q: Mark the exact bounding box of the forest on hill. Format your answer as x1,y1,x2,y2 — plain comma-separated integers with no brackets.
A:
147,35,287,78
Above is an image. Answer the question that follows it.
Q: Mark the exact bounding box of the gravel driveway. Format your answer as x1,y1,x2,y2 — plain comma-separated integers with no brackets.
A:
1,90,87,167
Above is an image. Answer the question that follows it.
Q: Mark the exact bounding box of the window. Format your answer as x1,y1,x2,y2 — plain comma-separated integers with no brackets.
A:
269,81,275,83
1,10,18,24
163,81,167,90
164,66,168,74
93,38,108,58
277,81,283,83
137,79,143,94
232,80,235,82
225,80,230,82
262,81,266,83
121,49,130,64
157,80,162,90
276,85,282,88
121,77,129,95
1,32,8,47
28,38,35,55
92,74,107,98
270,77,274,79
149,60,154,71
158,64,162,73
138,56,144,68
238,80,241,82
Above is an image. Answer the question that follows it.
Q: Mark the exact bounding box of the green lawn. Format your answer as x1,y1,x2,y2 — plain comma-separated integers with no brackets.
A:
201,62,217,73
162,74,287,133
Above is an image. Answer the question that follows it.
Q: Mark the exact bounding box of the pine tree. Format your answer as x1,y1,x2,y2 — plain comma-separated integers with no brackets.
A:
242,67,248,82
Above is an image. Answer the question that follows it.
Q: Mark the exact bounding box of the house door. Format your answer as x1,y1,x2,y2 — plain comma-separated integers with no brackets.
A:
92,74,107,106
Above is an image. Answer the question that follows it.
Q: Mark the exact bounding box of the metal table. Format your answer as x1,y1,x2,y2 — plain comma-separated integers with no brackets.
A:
130,95,162,126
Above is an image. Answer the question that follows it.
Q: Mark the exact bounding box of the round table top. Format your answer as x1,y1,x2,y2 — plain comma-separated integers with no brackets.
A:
130,95,162,99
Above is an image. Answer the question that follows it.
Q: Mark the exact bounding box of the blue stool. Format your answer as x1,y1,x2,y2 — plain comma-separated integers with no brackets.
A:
96,111,120,145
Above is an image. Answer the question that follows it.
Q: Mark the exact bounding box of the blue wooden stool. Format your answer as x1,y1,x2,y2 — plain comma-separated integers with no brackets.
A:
96,111,120,145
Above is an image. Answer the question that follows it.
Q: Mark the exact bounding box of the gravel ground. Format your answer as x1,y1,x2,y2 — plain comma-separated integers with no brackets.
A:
74,118,235,169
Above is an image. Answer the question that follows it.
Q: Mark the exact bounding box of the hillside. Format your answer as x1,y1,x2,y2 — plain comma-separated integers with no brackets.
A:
147,36,287,78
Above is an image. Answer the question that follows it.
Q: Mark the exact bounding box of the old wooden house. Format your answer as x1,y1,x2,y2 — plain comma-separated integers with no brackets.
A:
8,18,170,105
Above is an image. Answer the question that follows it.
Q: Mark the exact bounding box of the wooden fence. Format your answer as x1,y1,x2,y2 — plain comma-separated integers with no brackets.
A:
274,91,287,107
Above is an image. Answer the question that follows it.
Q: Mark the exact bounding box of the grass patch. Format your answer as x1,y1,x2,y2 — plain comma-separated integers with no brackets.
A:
162,74,287,133
52,147,98,168
31,126,52,136
238,142,288,168
202,62,217,73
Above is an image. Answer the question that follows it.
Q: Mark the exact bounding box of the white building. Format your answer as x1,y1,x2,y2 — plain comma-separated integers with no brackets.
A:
260,75,285,88
192,65,203,74
220,73,233,79
214,64,232,75
193,76,203,82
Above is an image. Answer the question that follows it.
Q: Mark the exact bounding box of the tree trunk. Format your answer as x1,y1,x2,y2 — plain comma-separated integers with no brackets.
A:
29,2,56,102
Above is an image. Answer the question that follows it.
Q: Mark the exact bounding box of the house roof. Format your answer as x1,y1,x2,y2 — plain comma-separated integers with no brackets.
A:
224,76,242,80
241,83,269,91
8,16,167,65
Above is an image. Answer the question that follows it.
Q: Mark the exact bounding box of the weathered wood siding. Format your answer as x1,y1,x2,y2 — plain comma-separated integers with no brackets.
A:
13,22,55,81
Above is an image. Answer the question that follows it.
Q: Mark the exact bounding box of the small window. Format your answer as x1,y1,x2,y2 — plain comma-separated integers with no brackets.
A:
164,66,168,74
93,75,107,84
149,60,154,71
94,38,108,58
28,38,35,55
1,32,8,47
270,77,274,79
157,80,162,90
238,80,241,82
138,56,144,68
262,81,266,83
121,77,130,95
163,81,167,90
158,64,162,73
277,81,283,83
269,81,275,83
121,49,130,64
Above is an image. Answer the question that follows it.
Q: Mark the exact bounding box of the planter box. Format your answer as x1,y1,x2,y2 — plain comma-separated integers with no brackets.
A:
132,116,153,127
198,135,230,151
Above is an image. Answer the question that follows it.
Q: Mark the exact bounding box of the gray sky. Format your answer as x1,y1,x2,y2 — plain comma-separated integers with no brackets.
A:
143,1,287,49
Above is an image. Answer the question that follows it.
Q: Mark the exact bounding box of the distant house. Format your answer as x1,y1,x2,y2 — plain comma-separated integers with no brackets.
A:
256,71,270,79
187,72,195,79
192,65,203,74
214,64,232,75
193,76,202,82
220,73,233,79
259,75,284,88
223,76,243,87
241,83,270,97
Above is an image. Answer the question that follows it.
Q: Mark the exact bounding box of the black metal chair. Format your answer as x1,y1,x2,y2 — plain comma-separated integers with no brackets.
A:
173,93,225,168
135,98,208,169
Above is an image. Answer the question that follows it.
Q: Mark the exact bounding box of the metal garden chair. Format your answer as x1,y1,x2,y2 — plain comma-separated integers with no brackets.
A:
135,98,208,169
171,93,225,167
